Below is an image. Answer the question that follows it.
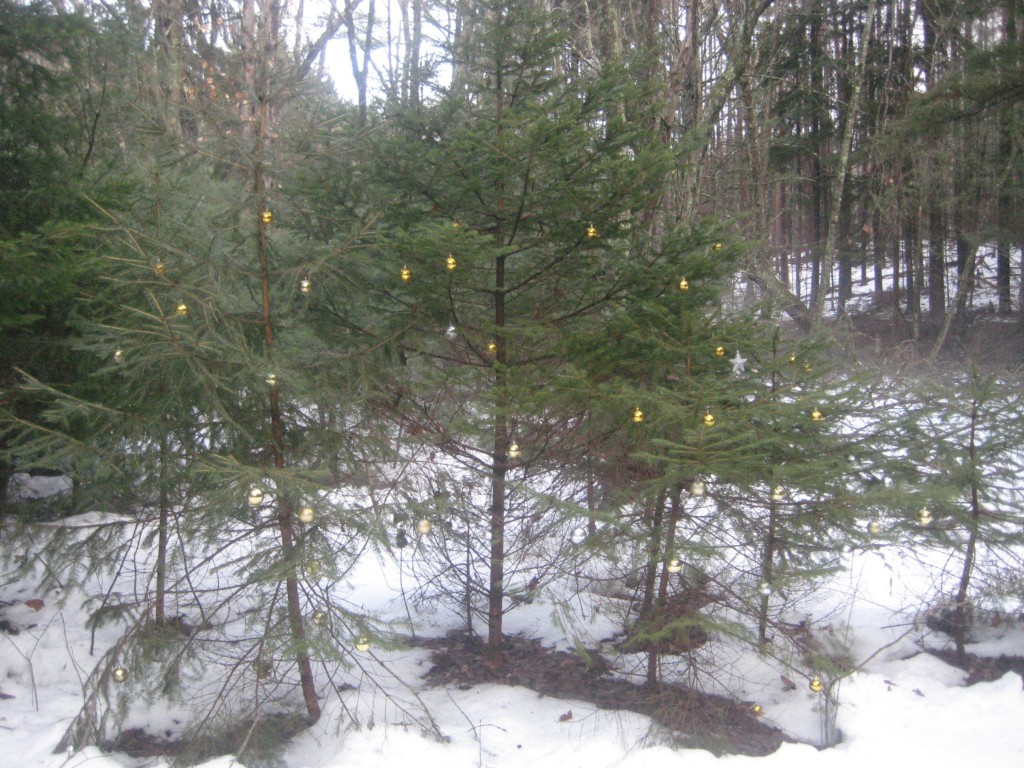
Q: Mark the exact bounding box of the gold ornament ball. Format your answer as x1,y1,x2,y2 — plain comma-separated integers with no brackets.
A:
632,406,644,424
416,518,432,535
771,486,785,502
247,486,265,507
712,242,724,251
586,223,598,238
265,372,277,386
803,362,812,373
112,666,128,684
175,302,189,317
300,277,312,294
867,520,882,535
113,349,124,364
400,265,411,282
261,210,273,224
154,262,166,276
751,704,764,717
811,408,824,422
919,507,933,525
355,636,371,652
703,411,716,427
678,277,690,292
689,479,706,496
809,677,824,693
487,340,497,355
714,345,726,357
788,354,798,364
666,559,683,575
446,254,457,271
508,441,521,460
312,610,328,626
297,506,315,524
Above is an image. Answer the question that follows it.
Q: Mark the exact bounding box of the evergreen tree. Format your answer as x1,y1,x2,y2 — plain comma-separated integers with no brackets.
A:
1,2,441,753
362,0,674,665
901,369,1024,665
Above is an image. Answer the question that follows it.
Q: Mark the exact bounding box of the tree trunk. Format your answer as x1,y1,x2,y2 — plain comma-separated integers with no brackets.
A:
256,92,320,722
812,0,878,319
953,392,982,666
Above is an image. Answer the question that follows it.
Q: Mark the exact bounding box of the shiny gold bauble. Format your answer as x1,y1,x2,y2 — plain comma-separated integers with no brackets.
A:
678,277,690,291
508,441,521,460
312,610,328,626
809,677,824,693
416,518,432,535
919,507,933,525
689,480,706,496
112,666,128,683
154,262,166,276
714,345,726,357
712,242,724,251
666,559,683,574
113,349,124,364
355,637,371,652
751,704,764,717
771,486,785,502
586,223,598,238
788,354,798,364
446,254,457,271
811,408,824,422
867,520,882,534
703,412,716,427
400,265,411,282
175,302,189,317
297,506,315,524
261,210,273,224
632,406,644,424
486,340,497,355
300,277,312,294
247,486,265,507
265,372,277,386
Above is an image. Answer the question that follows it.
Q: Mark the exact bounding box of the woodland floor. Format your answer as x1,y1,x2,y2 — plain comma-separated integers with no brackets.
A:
842,305,1024,370
419,632,791,757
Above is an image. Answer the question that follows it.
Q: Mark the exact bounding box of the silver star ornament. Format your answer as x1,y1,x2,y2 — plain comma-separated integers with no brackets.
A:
730,350,747,376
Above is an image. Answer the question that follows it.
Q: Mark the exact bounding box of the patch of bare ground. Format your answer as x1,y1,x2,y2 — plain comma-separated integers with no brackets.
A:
842,306,1024,371
419,632,792,757
925,650,1024,687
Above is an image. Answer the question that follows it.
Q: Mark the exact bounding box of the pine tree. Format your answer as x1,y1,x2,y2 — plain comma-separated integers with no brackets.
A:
1,2,442,752
362,0,675,666
563,249,902,683
901,369,1024,665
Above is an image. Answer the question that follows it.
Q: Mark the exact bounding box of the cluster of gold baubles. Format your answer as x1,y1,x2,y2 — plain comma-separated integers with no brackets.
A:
398,254,458,283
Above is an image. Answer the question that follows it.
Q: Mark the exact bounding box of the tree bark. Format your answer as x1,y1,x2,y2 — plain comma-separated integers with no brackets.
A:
812,0,878,319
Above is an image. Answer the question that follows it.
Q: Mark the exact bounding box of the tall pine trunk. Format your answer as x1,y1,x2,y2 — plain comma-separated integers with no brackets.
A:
255,97,321,722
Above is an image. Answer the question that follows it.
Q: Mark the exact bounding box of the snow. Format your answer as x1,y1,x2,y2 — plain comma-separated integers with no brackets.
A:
3,480,1024,768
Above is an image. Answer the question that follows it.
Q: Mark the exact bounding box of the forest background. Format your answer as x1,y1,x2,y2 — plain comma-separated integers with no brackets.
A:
1,0,1023,762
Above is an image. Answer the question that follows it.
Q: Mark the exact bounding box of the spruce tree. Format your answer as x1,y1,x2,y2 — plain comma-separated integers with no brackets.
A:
1,3,439,753
362,0,674,665
901,369,1024,665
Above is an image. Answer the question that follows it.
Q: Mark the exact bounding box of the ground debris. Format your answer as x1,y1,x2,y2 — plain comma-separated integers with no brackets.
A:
419,632,790,757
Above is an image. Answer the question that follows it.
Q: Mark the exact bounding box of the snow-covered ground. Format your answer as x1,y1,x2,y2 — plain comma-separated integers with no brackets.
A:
2,499,1023,768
